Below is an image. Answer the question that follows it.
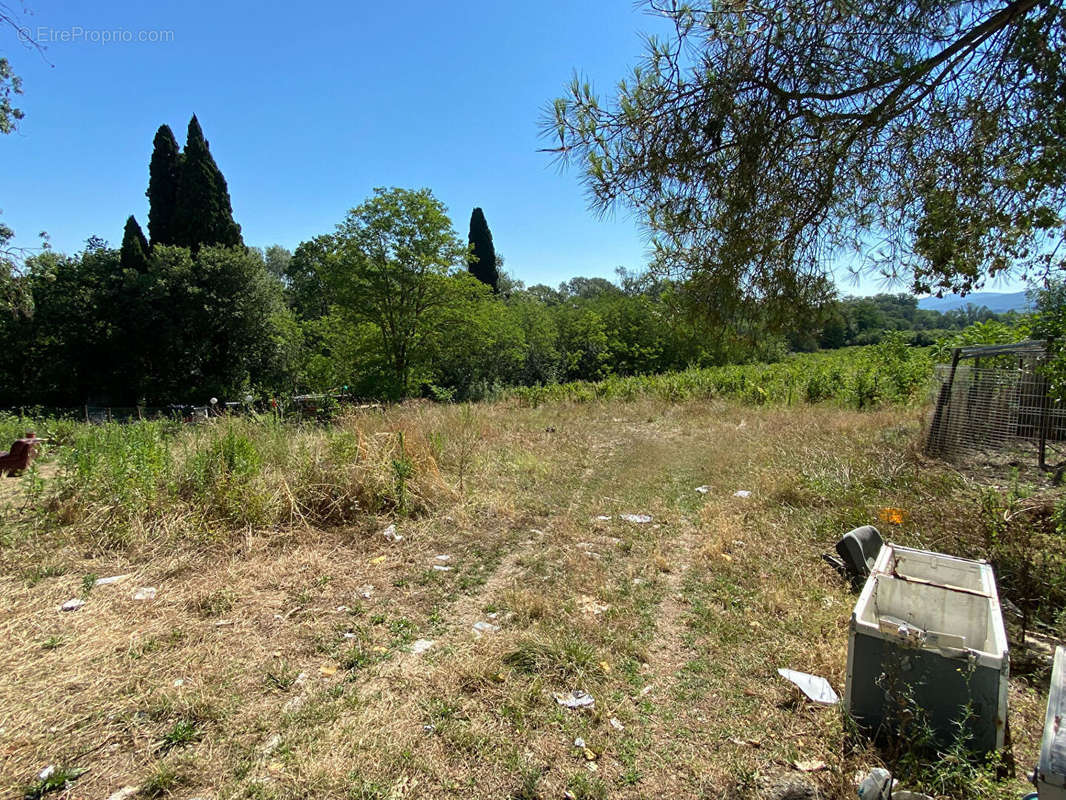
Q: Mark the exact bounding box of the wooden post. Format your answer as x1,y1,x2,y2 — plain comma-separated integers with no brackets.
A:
84,405,89,424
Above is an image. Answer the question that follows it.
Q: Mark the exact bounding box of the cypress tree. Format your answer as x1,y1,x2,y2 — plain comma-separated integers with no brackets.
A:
467,207,498,292
119,215,150,272
171,115,243,252
146,124,182,247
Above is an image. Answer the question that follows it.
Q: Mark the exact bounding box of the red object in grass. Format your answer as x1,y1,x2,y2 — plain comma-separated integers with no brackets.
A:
0,432,41,476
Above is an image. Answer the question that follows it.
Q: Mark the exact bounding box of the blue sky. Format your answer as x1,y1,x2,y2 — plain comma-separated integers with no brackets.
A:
1,1,1027,296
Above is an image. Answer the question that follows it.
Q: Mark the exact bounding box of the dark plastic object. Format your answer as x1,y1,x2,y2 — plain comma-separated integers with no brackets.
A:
835,525,884,583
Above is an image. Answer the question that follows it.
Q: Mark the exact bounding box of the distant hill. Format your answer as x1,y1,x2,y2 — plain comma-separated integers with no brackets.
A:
917,290,1031,314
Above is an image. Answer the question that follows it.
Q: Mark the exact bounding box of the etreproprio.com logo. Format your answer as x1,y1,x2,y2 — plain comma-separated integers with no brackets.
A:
20,26,175,44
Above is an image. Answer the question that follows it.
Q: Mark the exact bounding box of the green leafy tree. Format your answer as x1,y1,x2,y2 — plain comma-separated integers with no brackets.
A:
425,274,526,399
146,124,183,246
467,207,499,292
261,244,292,280
119,215,150,272
171,115,243,252
285,234,335,320
324,187,469,398
546,0,1066,307
187,245,286,398
0,56,23,134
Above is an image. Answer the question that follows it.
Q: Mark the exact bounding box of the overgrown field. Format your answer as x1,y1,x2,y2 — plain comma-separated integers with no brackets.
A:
510,339,933,409
1,387,1062,800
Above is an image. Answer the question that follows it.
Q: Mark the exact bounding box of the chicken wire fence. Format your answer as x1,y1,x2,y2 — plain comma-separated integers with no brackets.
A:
926,341,1066,474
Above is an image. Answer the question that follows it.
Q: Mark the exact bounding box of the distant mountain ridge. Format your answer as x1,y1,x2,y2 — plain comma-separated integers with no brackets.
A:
917,290,1031,314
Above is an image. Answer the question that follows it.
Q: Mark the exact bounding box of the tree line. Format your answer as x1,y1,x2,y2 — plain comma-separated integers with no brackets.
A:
0,117,1011,407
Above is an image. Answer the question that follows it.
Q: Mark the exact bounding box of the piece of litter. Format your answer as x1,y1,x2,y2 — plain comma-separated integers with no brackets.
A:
587,762,598,772
609,717,624,731
318,663,338,677
599,660,611,674
343,632,357,639
777,668,839,705
410,638,435,654
368,555,386,565
94,574,130,586
620,513,652,524
793,759,828,773
60,598,85,612
432,565,452,572
878,506,907,525
639,685,654,697
214,620,233,627
595,515,612,522
857,768,892,799
423,724,435,733
487,611,500,619
434,554,451,562
574,737,586,748
293,672,308,686
372,645,388,654
579,595,610,616
282,695,306,713
357,585,373,599
336,605,349,613
38,765,56,781
554,689,595,709
583,747,597,761
382,524,402,542
173,679,185,687
132,587,157,601
695,485,711,494
105,787,139,800
734,490,751,498
472,621,500,636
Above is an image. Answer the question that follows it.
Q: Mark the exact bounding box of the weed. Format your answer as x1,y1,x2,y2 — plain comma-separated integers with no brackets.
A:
391,432,415,514
39,635,65,651
159,720,201,753
20,765,86,799
565,772,607,800
503,634,599,681
138,760,186,798
80,572,97,598
264,660,298,692
23,564,65,587
192,588,236,618
346,772,389,800
509,766,544,800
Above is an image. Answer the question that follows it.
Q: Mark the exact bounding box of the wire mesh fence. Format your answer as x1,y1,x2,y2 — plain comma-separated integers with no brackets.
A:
926,358,1066,473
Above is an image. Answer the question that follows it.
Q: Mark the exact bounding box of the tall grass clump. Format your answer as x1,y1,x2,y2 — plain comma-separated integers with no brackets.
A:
179,419,269,527
39,421,174,546
29,411,450,549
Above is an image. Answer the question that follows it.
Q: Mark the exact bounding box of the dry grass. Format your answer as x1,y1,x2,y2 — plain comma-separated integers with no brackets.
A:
0,398,1054,799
